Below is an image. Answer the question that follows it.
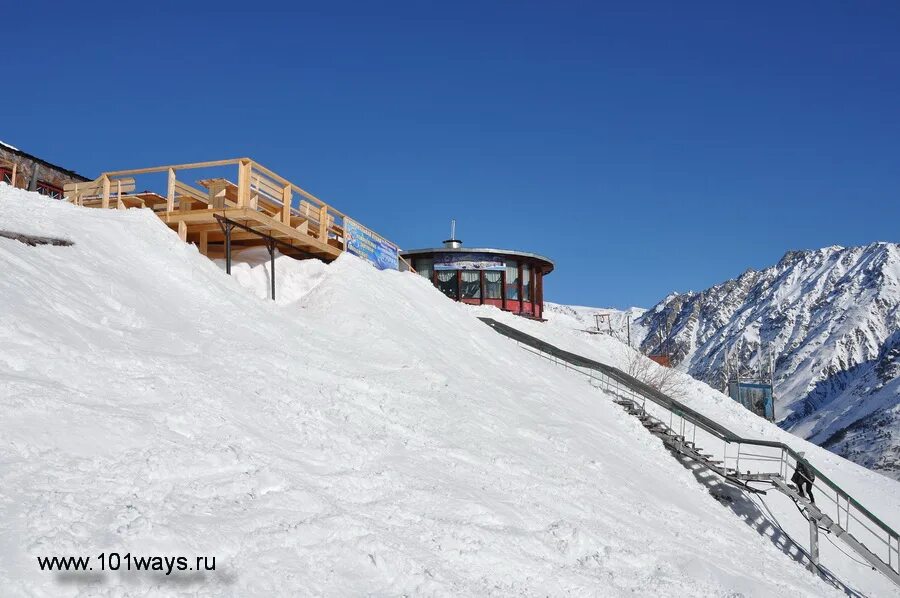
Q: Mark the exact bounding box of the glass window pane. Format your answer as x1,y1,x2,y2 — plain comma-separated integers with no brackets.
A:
416,258,433,282
505,260,519,300
484,271,502,299
461,270,480,299
437,270,458,299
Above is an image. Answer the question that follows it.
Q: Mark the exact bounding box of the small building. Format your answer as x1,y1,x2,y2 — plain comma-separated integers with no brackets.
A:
648,354,672,367
727,380,775,421
0,140,89,199
401,238,553,319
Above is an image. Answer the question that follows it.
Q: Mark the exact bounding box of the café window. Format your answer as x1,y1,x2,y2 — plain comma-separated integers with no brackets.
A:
505,260,519,300
36,181,64,200
437,270,458,299
460,270,480,299
484,270,502,299
416,258,433,283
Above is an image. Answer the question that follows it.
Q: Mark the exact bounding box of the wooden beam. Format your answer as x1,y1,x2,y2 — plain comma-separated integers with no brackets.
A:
160,208,340,256
199,231,208,256
237,160,251,207
166,168,176,212
101,175,110,209
116,180,124,210
281,184,292,225
318,206,328,241
178,220,187,242
10,163,17,189
203,230,276,243
102,158,244,177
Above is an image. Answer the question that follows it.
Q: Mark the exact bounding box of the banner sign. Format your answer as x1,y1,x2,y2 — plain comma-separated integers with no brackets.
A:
434,252,506,271
345,218,399,271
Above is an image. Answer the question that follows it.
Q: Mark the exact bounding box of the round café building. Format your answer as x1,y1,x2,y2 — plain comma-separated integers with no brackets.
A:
401,239,554,320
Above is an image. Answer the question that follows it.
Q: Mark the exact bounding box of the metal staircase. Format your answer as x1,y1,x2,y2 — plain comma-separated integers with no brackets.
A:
479,317,900,589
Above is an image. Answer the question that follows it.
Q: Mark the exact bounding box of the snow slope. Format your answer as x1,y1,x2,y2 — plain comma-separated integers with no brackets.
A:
0,185,896,596
632,244,900,479
541,303,648,348
479,305,900,597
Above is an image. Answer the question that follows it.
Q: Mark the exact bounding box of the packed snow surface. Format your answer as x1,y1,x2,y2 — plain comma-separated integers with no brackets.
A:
1,185,898,596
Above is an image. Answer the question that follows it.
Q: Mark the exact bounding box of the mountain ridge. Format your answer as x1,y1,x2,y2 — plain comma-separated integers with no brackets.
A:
633,241,900,479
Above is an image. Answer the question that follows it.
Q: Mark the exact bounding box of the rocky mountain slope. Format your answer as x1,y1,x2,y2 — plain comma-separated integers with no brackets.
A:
633,243,900,479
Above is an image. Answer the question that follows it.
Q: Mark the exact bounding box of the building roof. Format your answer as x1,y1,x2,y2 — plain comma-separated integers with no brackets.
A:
400,246,554,274
0,140,91,182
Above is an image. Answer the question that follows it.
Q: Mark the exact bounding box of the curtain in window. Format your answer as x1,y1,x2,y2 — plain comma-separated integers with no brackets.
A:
484,271,502,299
505,260,519,300
416,258,434,283
522,266,532,302
437,270,458,298
460,270,480,299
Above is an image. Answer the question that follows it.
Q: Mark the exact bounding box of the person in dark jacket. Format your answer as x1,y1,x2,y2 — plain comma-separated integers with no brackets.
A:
791,451,815,504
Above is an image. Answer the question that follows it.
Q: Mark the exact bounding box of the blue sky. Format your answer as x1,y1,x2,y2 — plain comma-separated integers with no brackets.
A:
4,1,899,307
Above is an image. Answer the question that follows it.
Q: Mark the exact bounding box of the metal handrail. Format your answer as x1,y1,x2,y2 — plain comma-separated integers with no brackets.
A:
479,317,900,571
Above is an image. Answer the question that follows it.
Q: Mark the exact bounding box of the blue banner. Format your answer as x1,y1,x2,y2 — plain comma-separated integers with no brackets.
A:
345,218,399,271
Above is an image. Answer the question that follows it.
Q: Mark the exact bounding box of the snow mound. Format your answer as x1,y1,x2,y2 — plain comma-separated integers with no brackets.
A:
214,247,329,304
0,184,880,596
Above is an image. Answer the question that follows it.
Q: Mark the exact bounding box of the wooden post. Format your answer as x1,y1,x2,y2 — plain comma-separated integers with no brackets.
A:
10,163,17,188
178,220,187,242
318,205,329,241
166,168,176,212
237,160,251,208
249,174,259,210
199,231,208,255
281,184,292,225
101,175,111,209
116,180,125,210
209,180,226,210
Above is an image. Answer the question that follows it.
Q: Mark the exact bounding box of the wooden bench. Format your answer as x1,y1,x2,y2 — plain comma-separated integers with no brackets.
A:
199,178,310,234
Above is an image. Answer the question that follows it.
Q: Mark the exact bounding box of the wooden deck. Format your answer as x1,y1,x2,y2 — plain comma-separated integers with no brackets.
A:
63,158,390,264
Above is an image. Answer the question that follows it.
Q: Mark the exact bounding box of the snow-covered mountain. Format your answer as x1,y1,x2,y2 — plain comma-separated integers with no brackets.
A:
633,243,900,479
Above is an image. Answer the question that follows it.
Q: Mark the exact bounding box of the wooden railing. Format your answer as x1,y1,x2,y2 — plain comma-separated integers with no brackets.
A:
63,158,400,261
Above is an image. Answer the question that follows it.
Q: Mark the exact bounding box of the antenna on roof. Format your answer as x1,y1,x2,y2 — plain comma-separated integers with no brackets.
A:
443,218,462,248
